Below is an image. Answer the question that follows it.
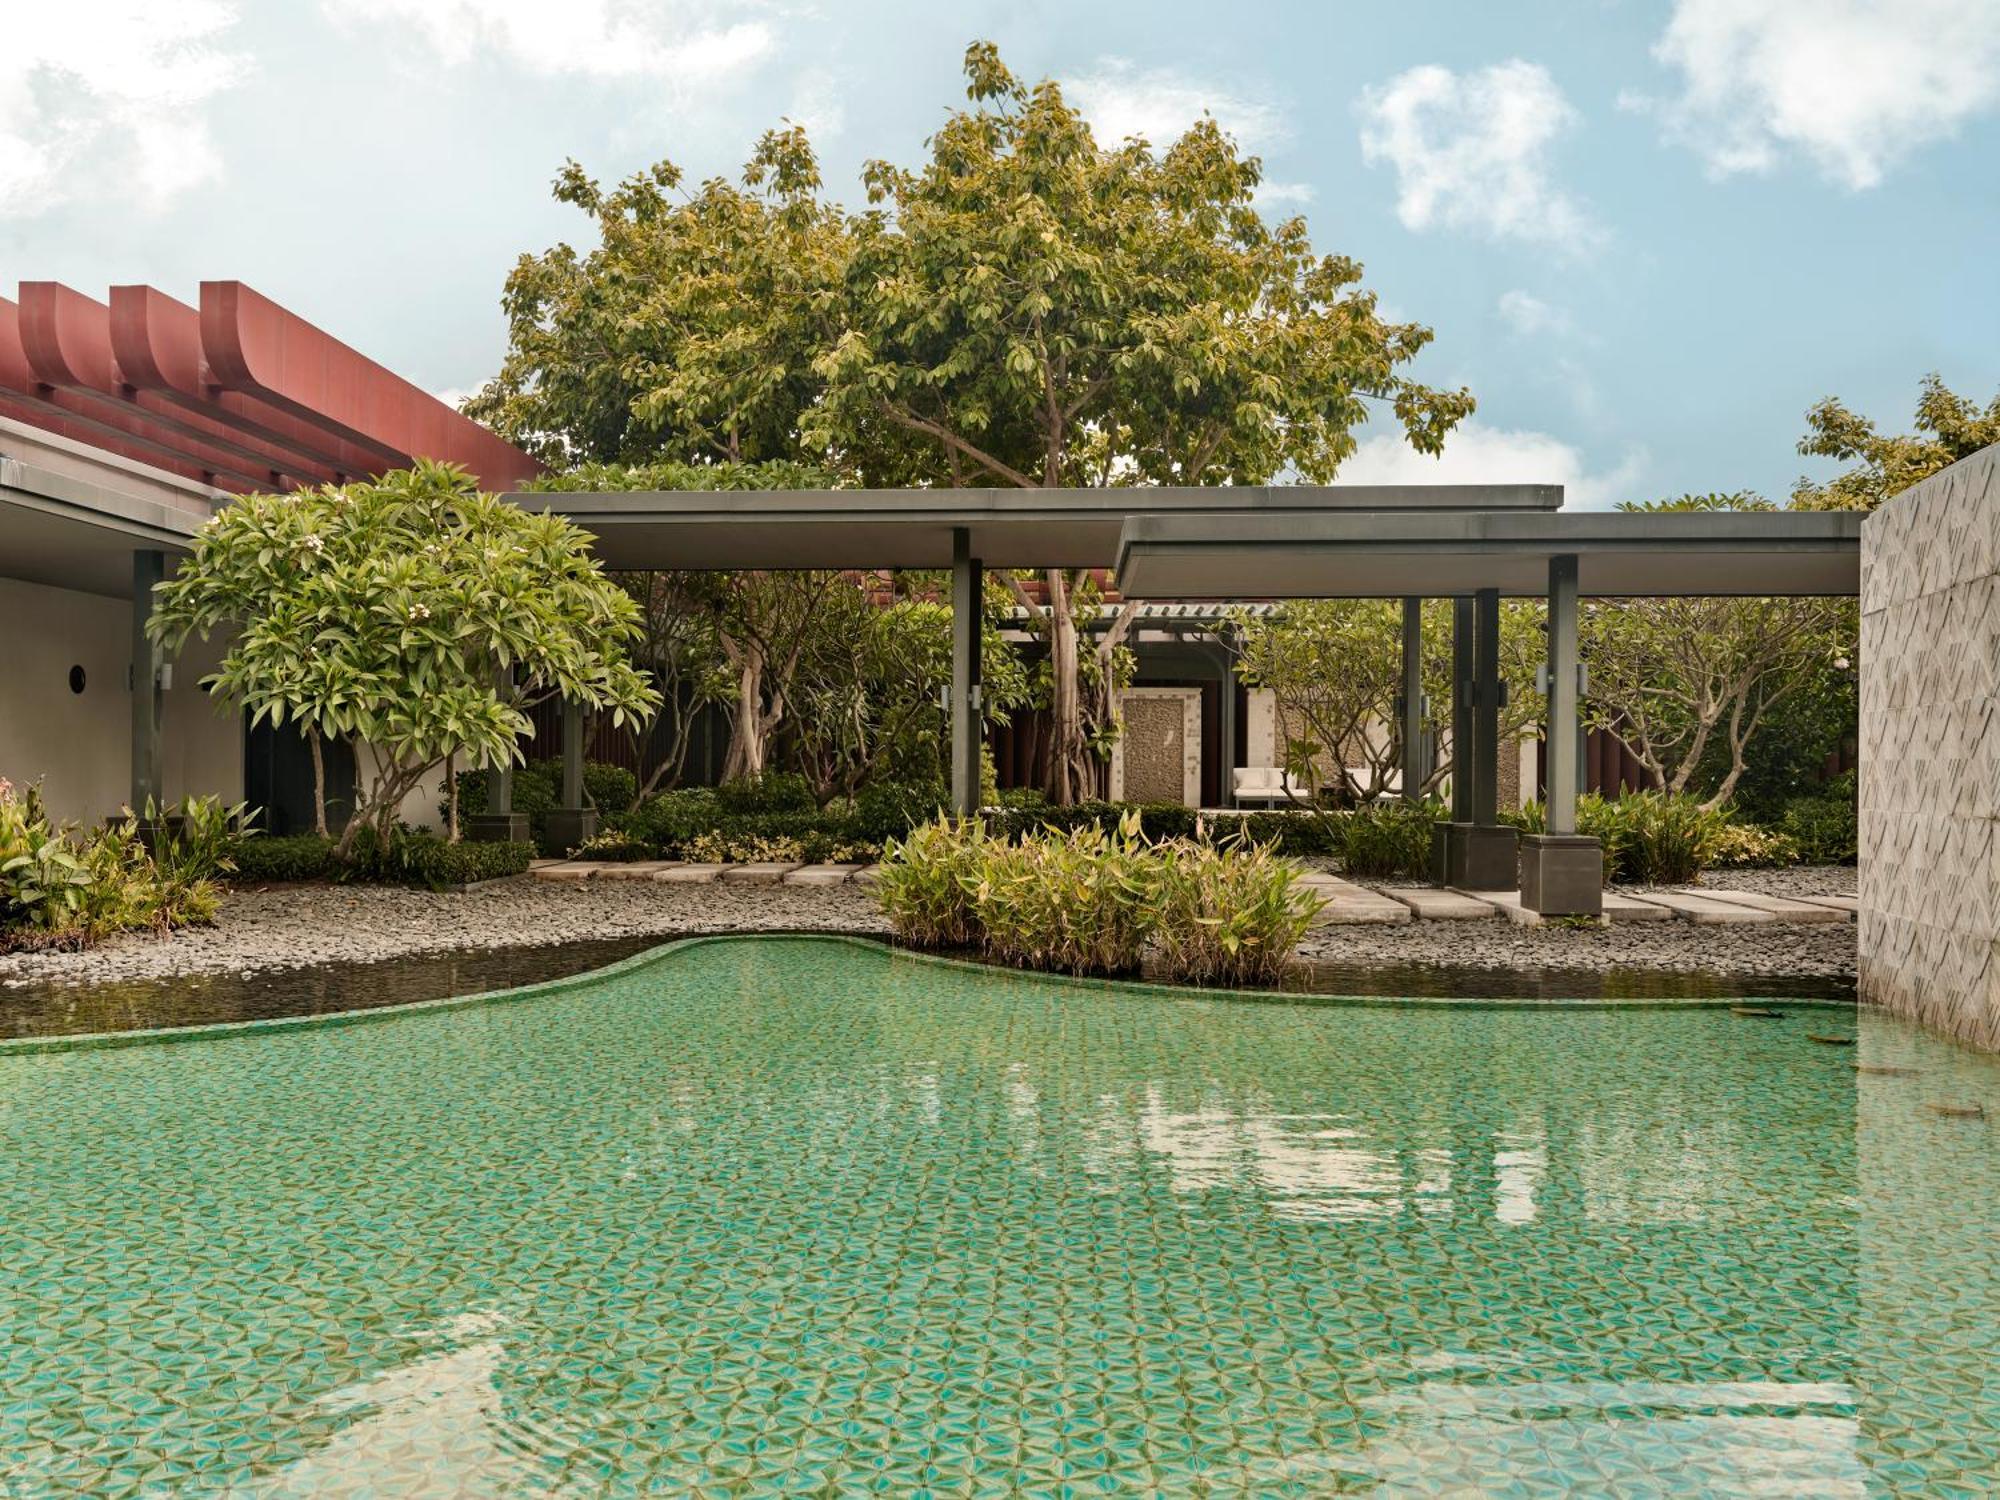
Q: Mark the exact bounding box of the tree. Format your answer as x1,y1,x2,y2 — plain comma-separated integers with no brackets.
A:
1228,599,1542,807
476,41,1475,804
1792,374,2000,511
1583,493,1850,810
468,130,848,467
149,463,661,858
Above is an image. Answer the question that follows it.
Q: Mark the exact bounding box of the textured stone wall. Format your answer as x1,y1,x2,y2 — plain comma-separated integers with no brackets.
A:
1111,688,1200,805
1859,443,2000,1050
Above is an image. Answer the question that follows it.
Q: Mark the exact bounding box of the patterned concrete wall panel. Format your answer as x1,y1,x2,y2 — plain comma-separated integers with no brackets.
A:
1110,688,1201,806
1859,442,2000,1051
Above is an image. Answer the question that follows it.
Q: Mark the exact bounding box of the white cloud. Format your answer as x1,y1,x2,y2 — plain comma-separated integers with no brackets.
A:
1066,59,1288,153
0,1,247,216
321,0,774,82
1497,290,1573,339
1254,181,1315,207
1633,0,2000,189
1336,420,1647,510
1356,61,1602,250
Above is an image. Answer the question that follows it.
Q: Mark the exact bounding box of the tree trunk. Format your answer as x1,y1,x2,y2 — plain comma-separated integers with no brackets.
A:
1046,571,1086,805
445,749,459,842
308,731,328,837
722,642,769,782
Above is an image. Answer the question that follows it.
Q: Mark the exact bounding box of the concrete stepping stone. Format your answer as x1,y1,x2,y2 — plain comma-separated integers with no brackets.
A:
592,861,675,880
651,863,724,884
1300,876,1412,925
784,864,862,886
1454,889,1545,927
1792,894,1859,915
1382,887,1497,921
720,862,805,885
1687,888,1850,923
1601,890,1674,922
1638,891,1774,924
851,865,883,888
532,862,598,881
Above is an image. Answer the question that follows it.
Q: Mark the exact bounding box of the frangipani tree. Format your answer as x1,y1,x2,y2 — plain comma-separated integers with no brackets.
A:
150,462,660,858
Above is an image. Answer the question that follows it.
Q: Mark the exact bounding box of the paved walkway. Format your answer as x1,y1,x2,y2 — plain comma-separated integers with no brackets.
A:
534,861,1854,928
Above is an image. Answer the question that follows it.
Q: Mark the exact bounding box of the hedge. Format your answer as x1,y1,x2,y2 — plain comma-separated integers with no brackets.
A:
224,831,534,889
452,759,640,855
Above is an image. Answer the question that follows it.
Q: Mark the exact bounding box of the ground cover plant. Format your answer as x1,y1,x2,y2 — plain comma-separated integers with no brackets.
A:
878,813,1323,983
1,784,238,951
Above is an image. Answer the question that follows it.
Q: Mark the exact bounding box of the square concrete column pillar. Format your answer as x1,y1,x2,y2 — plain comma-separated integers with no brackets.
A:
130,549,166,819
544,698,599,854
1442,588,1518,889
951,527,984,818
1522,553,1602,915
1432,596,1475,883
469,665,530,843
1400,596,1424,805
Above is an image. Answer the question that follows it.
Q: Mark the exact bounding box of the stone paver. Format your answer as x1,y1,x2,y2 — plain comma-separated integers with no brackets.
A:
1637,891,1775,924
784,864,862,886
1601,890,1674,922
531,862,597,882
1792,894,1859,916
1454,889,1544,928
851,865,883,889
652,863,725,884
1685,888,1850,923
591,861,676,880
720,862,805,886
1300,876,1411,925
1381,887,1497,921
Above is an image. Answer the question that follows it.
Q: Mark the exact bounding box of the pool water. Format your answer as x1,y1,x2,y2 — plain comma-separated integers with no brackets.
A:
2,935,1995,1496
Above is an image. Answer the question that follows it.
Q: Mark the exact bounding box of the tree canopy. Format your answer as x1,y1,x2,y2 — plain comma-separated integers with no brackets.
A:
1792,374,2000,512
150,462,661,856
473,40,1475,802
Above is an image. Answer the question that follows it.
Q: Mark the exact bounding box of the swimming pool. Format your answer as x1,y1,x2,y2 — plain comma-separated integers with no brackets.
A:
2,935,1994,1495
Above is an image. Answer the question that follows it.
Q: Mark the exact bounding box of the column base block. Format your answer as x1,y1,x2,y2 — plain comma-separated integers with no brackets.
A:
1437,822,1519,889
544,808,600,856
466,812,531,844
1519,833,1604,916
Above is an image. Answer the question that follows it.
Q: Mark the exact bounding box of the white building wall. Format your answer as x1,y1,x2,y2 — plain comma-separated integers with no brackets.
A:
0,576,242,824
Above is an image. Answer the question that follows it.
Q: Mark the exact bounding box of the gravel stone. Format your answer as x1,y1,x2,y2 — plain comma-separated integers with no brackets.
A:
0,866,1858,990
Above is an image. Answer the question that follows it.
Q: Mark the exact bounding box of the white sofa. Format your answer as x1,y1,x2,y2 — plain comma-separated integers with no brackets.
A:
1231,767,1309,807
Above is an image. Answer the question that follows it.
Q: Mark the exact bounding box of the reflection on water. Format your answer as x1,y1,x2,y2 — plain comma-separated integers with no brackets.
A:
0,935,1992,1496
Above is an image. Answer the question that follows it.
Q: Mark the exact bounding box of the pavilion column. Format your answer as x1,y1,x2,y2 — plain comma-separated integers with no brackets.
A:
1400,597,1424,804
1439,588,1518,888
1521,554,1602,915
950,527,984,818
468,664,530,844
130,549,166,821
545,699,599,855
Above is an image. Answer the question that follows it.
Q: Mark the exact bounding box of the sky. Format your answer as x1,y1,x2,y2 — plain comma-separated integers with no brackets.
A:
3,0,1996,509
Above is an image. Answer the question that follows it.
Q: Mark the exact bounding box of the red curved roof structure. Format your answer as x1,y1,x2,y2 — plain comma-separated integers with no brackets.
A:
0,281,539,492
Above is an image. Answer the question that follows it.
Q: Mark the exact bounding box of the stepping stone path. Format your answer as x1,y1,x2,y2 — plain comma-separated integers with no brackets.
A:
1601,891,1673,921
1298,875,1412,925
1382,887,1497,921
719,862,804,885
652,864,727,884
1633,891,1774,924
1686,888,1851,923
1793,894,1859,916
783,864,863,886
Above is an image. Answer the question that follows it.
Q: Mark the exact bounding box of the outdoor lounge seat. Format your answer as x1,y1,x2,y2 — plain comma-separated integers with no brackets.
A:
1231,767,1307,808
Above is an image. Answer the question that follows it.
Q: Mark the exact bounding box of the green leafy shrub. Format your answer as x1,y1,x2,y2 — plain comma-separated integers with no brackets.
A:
621,787,724,849
1780,792,1858,864
875,818,994,948
1706,823,1801,869
1336,801,1440,881
974,814,1161,977
714,772,817,816
1153,837,1324,987
229,835,338,883
572,828,661,861
1579,792,1731,885
0,783,228,950
850,779,950,843
342,829,533,889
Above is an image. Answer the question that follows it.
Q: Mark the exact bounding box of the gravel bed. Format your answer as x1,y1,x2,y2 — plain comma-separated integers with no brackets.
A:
1694,864,1857,898
0,878,890,989
0,866,1857,990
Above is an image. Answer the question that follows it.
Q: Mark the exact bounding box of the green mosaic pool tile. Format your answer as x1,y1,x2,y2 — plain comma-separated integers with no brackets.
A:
1,935,1997,1494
